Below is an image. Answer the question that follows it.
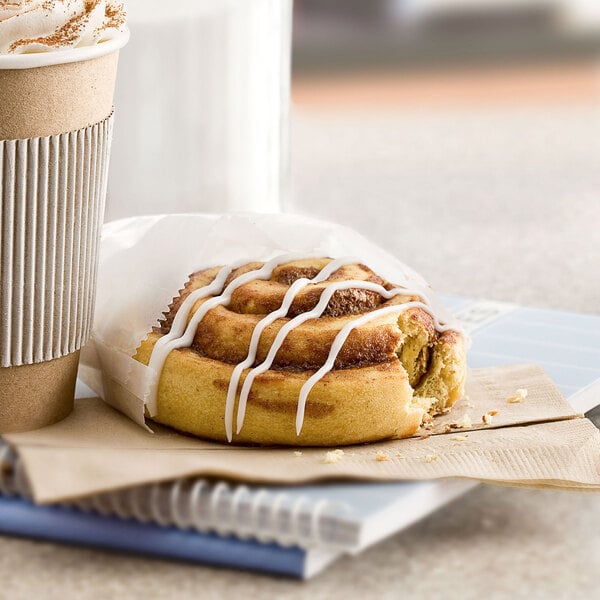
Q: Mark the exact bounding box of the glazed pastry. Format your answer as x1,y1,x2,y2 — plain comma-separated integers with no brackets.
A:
134,257,467,446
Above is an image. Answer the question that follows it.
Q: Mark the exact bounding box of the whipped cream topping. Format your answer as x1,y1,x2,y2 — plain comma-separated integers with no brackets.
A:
0,0,126,55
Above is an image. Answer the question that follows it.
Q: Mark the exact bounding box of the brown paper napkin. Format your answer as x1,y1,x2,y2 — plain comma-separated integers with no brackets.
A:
3,364,600,504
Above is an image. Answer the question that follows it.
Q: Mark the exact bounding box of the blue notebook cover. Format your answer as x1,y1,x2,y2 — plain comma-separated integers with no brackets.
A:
0,496,333,578
1,298,599,578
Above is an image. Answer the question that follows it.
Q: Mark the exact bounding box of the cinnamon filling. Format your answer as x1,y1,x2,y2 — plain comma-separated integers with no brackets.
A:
155,260,440,376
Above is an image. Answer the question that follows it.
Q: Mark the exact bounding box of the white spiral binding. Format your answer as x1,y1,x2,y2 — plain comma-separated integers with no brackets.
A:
229,485,250,538
151,483,173,527
289,496,309,544
91,492,113,517
269,492,293,547
129,485,151,524
107,490,129,520
0,442,347,548
250,489,271,543
210,481,232,536
73,494,93,513
169,479,188,528
121,483,344,548
310,499,333,547
189,479,209,530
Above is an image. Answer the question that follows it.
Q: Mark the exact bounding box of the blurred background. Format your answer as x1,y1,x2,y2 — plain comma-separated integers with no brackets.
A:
108,0,600,311
289,0,600,310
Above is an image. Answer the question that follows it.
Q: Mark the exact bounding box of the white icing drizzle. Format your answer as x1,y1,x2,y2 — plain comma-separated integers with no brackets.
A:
145,253,322,415
148,262,242,368
224,257,360,441
235,279,448,435
145,254,463,441
294,301,452,435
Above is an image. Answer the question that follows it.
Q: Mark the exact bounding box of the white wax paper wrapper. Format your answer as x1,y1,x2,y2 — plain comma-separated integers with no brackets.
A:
80,213,462,428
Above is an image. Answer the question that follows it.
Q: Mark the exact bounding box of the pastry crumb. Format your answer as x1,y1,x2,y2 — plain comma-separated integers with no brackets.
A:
450,414,472,430
396,451,405,459
420,412,434,431
482,412,494,425
418,433,431,440
423,454,438,463
507,388,528,403
375,452,389,462
451,435,469,442
323,449,345,464
293,451,303,457
488,410,499,416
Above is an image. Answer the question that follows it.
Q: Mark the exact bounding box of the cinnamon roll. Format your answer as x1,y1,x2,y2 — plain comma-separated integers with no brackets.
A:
134,257,467,446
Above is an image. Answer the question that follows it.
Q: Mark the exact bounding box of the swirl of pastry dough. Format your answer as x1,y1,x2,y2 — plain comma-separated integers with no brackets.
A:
135,257,467,446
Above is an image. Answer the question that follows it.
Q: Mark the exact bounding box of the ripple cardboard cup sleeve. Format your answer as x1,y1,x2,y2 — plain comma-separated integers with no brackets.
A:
0,33,129,433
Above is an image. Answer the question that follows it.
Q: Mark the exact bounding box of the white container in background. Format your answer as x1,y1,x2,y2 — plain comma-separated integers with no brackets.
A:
106,0,292,220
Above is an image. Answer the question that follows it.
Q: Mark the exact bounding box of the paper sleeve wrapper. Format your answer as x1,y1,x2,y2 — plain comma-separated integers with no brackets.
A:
78,213,461,427
0,43,125,433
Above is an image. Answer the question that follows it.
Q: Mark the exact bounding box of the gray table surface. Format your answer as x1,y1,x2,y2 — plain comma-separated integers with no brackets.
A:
1,106,599,599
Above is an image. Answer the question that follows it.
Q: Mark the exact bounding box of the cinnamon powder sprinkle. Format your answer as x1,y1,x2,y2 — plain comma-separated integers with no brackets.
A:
103,2,125,29
8,0,124,53
9,1,100,53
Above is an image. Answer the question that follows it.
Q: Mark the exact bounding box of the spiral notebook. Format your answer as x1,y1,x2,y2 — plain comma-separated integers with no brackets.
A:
1,296,599,578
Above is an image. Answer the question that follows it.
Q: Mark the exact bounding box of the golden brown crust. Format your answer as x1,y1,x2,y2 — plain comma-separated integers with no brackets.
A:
136,334,424,446
136,258,467,446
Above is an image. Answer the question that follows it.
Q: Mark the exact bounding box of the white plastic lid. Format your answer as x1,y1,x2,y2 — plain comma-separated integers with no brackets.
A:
0,29,129,70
